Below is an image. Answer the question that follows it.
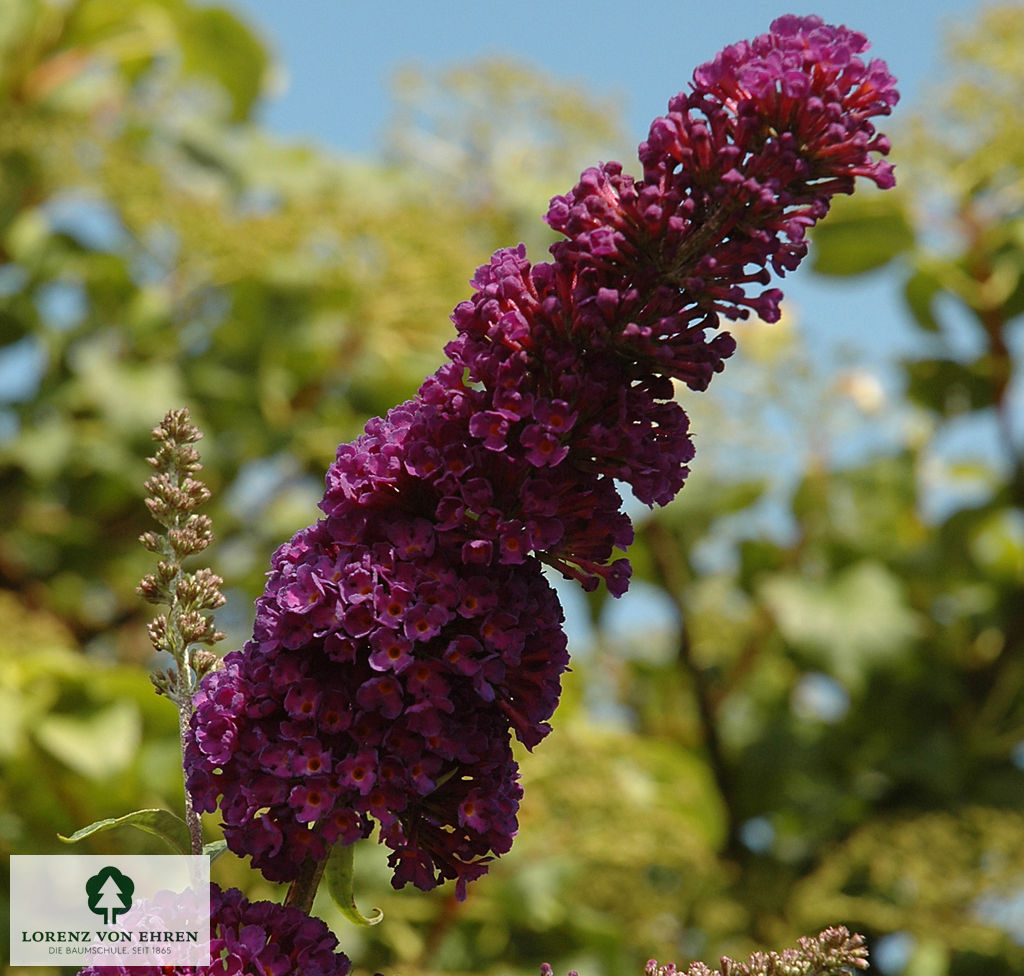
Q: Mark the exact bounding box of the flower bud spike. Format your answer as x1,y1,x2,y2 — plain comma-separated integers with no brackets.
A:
138,408,226,857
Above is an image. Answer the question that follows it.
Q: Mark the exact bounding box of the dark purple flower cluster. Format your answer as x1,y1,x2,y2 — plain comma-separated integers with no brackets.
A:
185,15,896,899
188,511,566,895
77,884,350,976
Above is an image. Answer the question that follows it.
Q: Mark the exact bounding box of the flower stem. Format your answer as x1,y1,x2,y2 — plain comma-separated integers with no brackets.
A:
176,678,205,856
284,854,329,915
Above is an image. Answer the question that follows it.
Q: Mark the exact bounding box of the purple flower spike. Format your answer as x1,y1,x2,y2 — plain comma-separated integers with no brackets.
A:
76,884,350,976
186,16,896,898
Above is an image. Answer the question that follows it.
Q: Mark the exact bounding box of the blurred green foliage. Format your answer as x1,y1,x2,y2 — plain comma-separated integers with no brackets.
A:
2,2,1023,976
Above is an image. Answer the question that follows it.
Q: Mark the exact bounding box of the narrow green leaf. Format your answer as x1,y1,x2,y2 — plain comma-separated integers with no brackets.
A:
58,808,190,855
324,842,383,927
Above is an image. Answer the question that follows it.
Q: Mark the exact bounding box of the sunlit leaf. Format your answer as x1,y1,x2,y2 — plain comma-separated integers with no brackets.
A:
759,561,921,686
810,194,915,276
203,839,229,862
58,807,190,854
33,700,142,778
180,5,269,122
969,508,1024,581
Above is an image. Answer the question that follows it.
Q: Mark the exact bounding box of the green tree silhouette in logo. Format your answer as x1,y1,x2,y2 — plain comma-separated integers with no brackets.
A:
85,866,134,924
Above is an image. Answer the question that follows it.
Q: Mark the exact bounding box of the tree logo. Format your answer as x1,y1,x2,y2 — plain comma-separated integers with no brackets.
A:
85,865,134,924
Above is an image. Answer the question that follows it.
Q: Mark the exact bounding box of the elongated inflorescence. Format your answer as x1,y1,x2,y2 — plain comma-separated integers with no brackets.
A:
185,15,897,898
538,925,868,976
138,409,226,698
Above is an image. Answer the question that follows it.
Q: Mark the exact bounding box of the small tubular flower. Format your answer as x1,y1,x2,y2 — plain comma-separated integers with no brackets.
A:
185,15,896,898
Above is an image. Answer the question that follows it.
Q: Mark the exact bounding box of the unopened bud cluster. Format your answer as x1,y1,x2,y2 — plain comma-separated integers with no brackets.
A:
137,409,225,702
542,926,867,976
641,926,869,976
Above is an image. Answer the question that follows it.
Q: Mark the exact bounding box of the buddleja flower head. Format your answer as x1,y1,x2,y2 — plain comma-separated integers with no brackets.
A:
77,884,350,976
186,15,897,898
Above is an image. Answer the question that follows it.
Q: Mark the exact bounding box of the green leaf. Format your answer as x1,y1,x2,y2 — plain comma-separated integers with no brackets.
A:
904,268,944,332
58,808,190,855
905,939,950,976
810,194,915,276
968,507,1024,581
181,5,269,122
759,561,921,686
203,839,229,863
323,842,384,927
904,357,997,417
33,700,141,778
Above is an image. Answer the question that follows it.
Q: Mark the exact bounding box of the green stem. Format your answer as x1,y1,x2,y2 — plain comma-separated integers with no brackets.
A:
175,665,204,856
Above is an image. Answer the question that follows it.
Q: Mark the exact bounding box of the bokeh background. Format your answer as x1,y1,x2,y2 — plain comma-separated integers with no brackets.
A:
2,1,1023,974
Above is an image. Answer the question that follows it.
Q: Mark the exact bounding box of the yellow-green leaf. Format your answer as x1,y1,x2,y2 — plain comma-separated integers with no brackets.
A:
59,808,190,855
323,842,383,927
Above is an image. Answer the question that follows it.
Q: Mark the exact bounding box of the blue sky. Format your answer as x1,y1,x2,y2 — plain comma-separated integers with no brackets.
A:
225,0,981,158
219,0,988,416
218,0,985,367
